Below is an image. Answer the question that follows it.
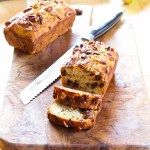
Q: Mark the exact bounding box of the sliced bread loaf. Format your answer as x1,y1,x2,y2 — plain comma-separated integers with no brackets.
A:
47,101,99,130
61,40,118,95
53,85,102,109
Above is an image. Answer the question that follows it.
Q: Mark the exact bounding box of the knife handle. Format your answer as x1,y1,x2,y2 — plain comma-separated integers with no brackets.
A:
91,11,123,40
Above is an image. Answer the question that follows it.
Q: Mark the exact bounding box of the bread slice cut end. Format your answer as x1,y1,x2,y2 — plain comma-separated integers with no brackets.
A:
47,102,99,130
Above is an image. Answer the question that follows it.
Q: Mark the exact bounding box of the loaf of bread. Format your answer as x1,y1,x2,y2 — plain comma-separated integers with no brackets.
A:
47,101,99,130
53,85,102,109
4,0,75,54
61,40,118,95
48,40,119,130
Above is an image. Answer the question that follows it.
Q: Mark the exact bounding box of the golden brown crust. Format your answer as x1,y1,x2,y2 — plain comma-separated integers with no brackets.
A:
61,40,118,94
100,59,117,96
47,104,99,130
53,85,102,109
4,0,75,54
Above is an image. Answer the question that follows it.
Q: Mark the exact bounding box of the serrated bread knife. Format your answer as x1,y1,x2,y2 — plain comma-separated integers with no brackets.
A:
20,11,123,105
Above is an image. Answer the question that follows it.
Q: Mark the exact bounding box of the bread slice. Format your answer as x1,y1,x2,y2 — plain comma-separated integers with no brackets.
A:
47,102,99,130
61,40,118,95
53,85,102,109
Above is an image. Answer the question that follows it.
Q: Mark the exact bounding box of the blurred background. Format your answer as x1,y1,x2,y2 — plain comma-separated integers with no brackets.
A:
1,0,150,25
0,0,123,24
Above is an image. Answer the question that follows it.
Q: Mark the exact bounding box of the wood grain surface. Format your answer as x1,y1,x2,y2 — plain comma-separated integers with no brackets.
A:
0,1,150,150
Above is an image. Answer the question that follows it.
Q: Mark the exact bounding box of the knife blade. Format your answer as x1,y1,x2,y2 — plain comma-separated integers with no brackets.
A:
20,11,123,105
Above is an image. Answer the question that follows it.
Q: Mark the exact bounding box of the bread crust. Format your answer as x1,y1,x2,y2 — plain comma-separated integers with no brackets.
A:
4,0,75,54
53,85,102,109
100,59,117,96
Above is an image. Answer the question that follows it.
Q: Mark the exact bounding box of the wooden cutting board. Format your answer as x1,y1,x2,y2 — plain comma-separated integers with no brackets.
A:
0,5,150,150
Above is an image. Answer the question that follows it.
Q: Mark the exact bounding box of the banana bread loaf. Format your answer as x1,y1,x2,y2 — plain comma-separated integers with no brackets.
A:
53,85,102,109
47,101,99,130
61,40,118,94
4,0,76,54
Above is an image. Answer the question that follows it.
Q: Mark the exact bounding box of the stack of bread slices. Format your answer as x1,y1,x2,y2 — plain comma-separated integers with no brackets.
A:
47,40,118,130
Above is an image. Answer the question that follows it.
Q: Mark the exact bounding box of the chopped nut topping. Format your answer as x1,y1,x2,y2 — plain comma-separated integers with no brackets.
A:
80,53,87,60
106,46,111,51
99,60,107,65
107,53,112,57
91,97,98,105
23,7,32,13
56,15,61,20
37,14,43,24
32,4,39,9
5,21,11,26
110,57,115,61
75,8,83,16
99,82,104,87
80,44,83,48
111,48,114,51
95,75,101,80
89,41,94,45
73,81,79,88
84,51,91,55
74,45,79,48
61,69,66,76
91,82,98,89
44,6,53,12
28,15,36,22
